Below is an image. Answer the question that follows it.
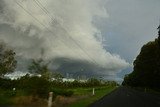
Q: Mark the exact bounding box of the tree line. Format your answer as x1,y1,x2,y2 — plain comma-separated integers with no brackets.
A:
0,41,118,98
123,25,160,91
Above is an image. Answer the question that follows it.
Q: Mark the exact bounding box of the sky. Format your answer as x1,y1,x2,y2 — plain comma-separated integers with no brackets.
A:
0,0,160,81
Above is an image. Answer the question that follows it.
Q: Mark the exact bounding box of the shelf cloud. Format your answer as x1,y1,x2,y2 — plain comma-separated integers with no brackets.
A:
0,0,129,78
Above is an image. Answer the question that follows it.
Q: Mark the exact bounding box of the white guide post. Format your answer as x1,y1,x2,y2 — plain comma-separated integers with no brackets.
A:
48,92,53,107
93,88,95,96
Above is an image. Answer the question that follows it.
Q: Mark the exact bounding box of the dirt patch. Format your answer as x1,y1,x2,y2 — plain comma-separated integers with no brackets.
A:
52,95,89,107
9,95,89,107
11,96,47,107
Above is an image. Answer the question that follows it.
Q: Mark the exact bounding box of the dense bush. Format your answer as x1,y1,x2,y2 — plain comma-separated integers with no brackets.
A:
50,78,118,88
0,78,16,89
0,43,17,76
87,78,101,86
0,74,118,99
16,75,51,98
52,88,73,97
123,38,160,89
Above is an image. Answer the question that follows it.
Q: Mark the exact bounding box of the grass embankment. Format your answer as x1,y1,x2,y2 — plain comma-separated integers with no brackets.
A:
0,86,117,107
0,89,12,105
0,89,47,107
68,86,117,107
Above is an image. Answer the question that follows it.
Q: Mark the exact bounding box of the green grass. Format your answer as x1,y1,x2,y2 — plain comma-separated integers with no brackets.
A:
0,95,11,105
68,86,117,107
0,86,117,107
0,89,31,105
0,89,13,105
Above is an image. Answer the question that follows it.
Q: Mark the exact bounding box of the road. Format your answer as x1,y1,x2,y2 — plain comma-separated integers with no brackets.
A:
90,86,160,107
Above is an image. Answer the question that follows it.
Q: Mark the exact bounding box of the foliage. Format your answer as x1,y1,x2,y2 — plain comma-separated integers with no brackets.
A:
52,72,64,82
0,74,118,106
0,43,17,76
16,75,51,98
52,88,73,97
123,38,160,89
50,78,118,88
86,78,101,86
28,59,52,80
0,78,16,89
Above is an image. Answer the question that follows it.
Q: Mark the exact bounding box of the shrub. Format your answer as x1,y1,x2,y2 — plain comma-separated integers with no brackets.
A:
52,88,74,97
17,76,51,98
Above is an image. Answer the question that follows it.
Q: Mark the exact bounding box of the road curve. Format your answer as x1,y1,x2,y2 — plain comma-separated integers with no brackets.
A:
89,86,160,107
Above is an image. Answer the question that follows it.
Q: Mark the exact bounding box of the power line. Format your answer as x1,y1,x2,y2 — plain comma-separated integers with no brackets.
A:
32,0,99,65
31,0,94,64
15,0,47,29
15,0,99,66
15,0,89,64
33,0,56,23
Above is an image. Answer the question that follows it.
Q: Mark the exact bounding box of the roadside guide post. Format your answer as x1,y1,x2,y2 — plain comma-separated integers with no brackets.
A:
93,88,95,96
48,92,53,107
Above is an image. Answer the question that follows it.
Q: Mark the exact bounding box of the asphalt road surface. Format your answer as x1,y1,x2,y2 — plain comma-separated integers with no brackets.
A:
90,86,160,107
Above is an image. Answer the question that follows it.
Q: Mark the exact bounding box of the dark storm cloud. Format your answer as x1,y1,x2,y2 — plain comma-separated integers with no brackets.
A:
0,0,129,80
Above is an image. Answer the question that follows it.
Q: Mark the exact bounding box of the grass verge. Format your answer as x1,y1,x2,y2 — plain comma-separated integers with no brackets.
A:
68,86,117,107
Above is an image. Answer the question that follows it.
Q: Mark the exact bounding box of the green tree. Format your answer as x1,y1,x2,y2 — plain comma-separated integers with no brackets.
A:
17,75,50,98
0,43,17,76
87,78,101,86
123,27,160,89
52,72,64,82
28,59,51,80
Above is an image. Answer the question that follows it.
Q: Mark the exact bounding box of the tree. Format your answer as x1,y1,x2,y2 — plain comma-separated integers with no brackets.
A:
17,75,51,98
157,25,160,45
0,43,17,76
123,27,160,89
87,78,101,86
28,59,51,80
158,25,160,37
52,72,64,82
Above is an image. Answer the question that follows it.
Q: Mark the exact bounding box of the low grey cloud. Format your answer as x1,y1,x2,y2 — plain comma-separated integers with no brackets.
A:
0,0,129,79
